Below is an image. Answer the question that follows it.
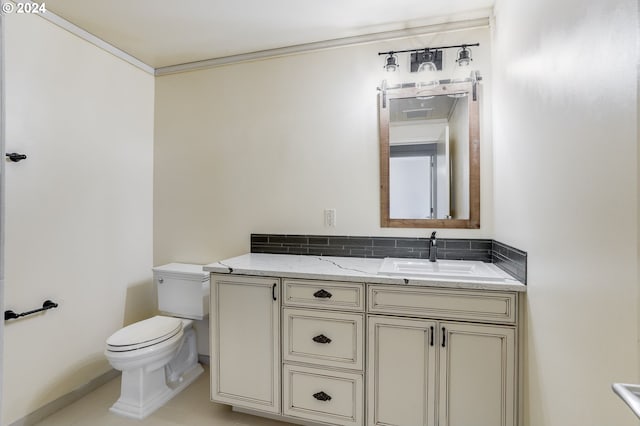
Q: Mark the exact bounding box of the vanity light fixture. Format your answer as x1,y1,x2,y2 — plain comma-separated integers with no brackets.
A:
456,45,473,66
384,53,399,72
378,43,479,75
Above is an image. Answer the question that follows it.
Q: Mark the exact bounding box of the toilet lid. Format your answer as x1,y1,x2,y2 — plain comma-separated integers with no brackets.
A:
106,316,182,351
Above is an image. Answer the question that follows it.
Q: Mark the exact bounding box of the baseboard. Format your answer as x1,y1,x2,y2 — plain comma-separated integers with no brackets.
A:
8,369,120,426
9,356,209,426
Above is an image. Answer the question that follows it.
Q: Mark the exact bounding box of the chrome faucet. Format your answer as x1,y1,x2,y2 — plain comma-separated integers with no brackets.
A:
429,231,437,262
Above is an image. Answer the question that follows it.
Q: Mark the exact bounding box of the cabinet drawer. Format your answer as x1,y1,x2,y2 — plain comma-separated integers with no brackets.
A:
368,285,517,324
283,279,364,311
283,364,363,426
283,308,364,370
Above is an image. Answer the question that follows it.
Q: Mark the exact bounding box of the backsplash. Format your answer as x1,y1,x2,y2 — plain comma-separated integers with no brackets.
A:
491,240,527,284
251,234,527,283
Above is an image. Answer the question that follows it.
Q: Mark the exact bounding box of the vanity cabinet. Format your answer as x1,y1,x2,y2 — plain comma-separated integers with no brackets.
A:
210,274,281,414
209,273,519,426
282,279,365,426
437,322,516,426
368,285,517,426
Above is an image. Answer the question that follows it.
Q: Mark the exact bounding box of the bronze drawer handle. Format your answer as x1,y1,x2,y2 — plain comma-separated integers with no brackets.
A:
312,334,332,344
313,289,332,299
313,391,332,402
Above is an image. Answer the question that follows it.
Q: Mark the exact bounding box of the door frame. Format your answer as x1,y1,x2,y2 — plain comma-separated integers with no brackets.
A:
0,8,6,421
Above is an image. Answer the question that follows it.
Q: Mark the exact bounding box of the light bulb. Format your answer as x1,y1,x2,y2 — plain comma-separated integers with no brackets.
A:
416,60,439,89
384,53,399,72
456,46,472,67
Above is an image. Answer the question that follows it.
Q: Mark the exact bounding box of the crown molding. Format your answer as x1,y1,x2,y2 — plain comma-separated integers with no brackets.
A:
155,17,490,76
24,1,155,75
25,2,490,78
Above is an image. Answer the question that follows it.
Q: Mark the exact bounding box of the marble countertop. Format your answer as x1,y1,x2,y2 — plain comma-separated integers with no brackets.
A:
203,253,526,292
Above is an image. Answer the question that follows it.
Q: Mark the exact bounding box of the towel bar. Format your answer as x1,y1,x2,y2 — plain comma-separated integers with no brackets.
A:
4,300,58,321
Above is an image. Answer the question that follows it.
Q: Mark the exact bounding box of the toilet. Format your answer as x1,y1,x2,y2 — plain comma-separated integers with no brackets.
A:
105,263,209,419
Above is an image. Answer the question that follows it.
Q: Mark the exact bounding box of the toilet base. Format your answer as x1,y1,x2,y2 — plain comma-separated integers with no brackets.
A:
110,362,204,419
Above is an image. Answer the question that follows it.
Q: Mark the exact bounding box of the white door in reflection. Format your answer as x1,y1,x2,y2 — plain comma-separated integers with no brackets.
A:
390,155,433,218
389,131,450,220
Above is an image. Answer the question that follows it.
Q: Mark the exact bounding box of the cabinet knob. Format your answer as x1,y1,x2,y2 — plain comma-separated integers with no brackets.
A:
158,277,164,284
312,391,332,402
313,289,332,299
312,334,332,344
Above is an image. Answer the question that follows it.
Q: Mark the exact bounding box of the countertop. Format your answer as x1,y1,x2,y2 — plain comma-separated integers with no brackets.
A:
203,253,526,292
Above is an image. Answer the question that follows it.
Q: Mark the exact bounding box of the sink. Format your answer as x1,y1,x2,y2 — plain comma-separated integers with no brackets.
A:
377,258,515,282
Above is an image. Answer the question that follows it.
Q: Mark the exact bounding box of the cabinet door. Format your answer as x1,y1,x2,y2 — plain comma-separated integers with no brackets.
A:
367,316,437,426
438,322,516,426
210,275,280,413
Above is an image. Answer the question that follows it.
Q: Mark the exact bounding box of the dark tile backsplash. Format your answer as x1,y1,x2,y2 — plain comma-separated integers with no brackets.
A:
251,234,527,283
491,240,527,284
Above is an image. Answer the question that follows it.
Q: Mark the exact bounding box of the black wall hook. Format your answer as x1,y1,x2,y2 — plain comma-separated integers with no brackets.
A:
5,300,59,321
6,153,27,162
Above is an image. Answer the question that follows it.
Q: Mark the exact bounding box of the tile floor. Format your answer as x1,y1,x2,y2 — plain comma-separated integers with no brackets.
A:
35,366,294,426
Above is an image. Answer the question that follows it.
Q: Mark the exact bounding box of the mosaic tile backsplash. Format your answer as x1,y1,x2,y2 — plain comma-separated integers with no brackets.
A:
251,234,527,283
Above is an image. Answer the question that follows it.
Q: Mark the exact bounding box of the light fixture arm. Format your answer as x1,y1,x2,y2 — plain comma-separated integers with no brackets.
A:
377,43,479,57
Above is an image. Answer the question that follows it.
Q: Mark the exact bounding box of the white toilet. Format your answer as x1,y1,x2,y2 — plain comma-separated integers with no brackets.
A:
105,263,209,419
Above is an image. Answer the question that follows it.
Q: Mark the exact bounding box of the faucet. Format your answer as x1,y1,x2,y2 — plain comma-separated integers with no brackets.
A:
429,231,437,262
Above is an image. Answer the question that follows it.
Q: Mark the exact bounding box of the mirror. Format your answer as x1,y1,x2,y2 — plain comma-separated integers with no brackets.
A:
379,81,480,228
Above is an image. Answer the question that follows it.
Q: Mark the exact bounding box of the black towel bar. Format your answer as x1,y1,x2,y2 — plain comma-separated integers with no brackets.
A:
4,300,58,321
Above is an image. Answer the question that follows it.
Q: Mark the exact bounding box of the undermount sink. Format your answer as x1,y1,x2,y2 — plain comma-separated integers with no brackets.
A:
378,257,515,282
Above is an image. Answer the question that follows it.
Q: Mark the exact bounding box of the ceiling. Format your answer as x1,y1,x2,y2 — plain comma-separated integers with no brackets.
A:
390,95,459,122
40,0,494,69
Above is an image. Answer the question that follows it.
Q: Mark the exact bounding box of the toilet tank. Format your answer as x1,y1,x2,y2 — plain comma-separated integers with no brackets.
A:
153,263,210,320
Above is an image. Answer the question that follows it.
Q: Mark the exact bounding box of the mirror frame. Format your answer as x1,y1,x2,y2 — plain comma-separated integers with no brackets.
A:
379,80,480,228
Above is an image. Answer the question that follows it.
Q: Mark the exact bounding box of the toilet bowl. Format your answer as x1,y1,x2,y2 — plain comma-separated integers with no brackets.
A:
105,263,209,419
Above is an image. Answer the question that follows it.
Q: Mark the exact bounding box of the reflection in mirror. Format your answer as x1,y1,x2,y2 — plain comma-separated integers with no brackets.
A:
380,81,479,228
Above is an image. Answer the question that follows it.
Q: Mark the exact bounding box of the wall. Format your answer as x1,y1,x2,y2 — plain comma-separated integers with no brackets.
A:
491,0,638,425
154,27,493,266
3,11,155,425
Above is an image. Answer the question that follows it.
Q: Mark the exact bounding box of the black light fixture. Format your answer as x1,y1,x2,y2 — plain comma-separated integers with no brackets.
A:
378,43,479,73
456,45,473,66
383,53,399,72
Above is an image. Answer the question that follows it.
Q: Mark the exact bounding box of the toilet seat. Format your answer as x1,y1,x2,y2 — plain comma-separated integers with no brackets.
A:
107,316,183,352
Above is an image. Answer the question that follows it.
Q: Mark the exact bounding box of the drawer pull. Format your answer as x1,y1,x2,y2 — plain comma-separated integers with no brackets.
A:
313,289,332,299
312,391,332,402
312,334,332,344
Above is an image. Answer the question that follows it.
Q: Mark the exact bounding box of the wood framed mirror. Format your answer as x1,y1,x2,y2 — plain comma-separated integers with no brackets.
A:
379,80,480,228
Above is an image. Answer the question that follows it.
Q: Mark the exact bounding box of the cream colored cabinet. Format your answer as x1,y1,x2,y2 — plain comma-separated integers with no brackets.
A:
283,364,364,425
368,315,517,426
283,279,365,426
209,273,519,426
438,322,516,426
367,316,438,426
210,274,280,414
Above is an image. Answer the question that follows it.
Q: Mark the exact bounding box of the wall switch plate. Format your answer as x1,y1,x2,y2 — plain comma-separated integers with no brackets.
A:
324,209,336,227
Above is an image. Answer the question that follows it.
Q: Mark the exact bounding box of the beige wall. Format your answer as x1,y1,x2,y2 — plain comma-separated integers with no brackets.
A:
153,27,493,266
3,11,155,425
491,0,638,424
